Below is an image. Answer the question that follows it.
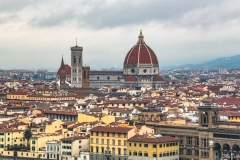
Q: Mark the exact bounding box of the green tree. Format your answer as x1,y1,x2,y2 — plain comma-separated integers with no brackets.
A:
23,128,32,146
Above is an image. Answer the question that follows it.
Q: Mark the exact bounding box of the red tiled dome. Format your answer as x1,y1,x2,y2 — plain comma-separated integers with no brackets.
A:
125,75,138,82
57,64,71,75
124,31,158,65
153,75,164,82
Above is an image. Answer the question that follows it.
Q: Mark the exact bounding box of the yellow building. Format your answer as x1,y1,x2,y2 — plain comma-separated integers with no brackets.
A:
128,134,179,160
90,126,135,160
78,113,99,123
45,119,64,134
228,113,240,122
0,129,26,152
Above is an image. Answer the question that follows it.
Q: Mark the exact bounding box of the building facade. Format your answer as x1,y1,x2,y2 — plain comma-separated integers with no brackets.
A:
56,31,164,89
141,105,240,160
128,134,179,160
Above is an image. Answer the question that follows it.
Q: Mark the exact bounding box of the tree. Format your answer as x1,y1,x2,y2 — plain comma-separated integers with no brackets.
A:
23,128,32,146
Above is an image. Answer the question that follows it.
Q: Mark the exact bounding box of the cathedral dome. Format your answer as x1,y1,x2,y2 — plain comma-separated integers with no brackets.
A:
124,30,158,65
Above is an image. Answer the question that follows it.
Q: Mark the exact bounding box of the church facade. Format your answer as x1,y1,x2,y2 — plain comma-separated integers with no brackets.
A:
56,31,164,89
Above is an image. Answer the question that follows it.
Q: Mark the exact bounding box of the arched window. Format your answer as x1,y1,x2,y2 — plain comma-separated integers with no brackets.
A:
212,111,217,124
138,151,142,156
74,57,76,63
202,112,208,125
133,150,137,156
112,148,115,155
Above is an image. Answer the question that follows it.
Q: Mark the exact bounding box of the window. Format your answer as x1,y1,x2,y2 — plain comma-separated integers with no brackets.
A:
129,150,131,156
124,134,127,138
159,144,162,148
96,138,99,144
138,152,142,156
139,143,142,147
123,149,127,156
133,151,137,156
195,149,199,156
153,144,156,148
118,133,121,138
101,139,104,145
201,139,208,148
112,133,115,137
129,143,131,146
187,137,192,145
178,136,183,144
201,151,209,158
91,138,93,144
124,140,126,146
32,141,35,144
153,153,157,157
186,149,192,155
102,132,104,136
144,152,148,157
118,140,121,146
144,144,148,148
195,137,199,146
134,143,136,147
112,140,115,145
179,148,183,155
118,148,121,155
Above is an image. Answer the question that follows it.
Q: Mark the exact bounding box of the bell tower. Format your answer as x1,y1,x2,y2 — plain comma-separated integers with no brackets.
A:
198,106,218,128
70,41,83,88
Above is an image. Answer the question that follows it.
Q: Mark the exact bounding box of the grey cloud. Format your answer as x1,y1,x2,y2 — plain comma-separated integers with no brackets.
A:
29,10,76,27
0,14,18,24
0,0,43,13
27,0,227,29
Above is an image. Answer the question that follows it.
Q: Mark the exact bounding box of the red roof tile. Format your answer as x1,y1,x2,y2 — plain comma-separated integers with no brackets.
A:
89,126,133,133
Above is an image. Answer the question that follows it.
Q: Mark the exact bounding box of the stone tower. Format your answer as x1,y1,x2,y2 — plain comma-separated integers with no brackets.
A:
59,56,68,90
198,105,218,128
71,44,83,88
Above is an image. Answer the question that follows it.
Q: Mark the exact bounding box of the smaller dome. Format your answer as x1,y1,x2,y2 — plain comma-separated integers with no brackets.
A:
57,64,71,75
125,75,138,82
153,75,164,82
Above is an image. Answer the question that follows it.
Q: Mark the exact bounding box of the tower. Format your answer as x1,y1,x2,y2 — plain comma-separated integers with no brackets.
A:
71,43,83,88
59,56,68,90
198,105,218,128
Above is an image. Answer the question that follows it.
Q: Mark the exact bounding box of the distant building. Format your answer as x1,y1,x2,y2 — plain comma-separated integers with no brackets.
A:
56,31,164,89
218,66,227,74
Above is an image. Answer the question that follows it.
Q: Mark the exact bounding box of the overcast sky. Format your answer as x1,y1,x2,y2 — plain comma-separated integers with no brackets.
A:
1,0,240,70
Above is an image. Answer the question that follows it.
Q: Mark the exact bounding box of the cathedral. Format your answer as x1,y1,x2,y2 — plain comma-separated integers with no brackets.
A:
56,31,164,89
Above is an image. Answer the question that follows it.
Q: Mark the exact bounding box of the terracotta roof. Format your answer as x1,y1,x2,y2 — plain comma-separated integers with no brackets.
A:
57,64,71,75
61,136,87,141
89,126,133,133
128,135,179,143
43,110,77,116
125,75,138,82
153,75,164,82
